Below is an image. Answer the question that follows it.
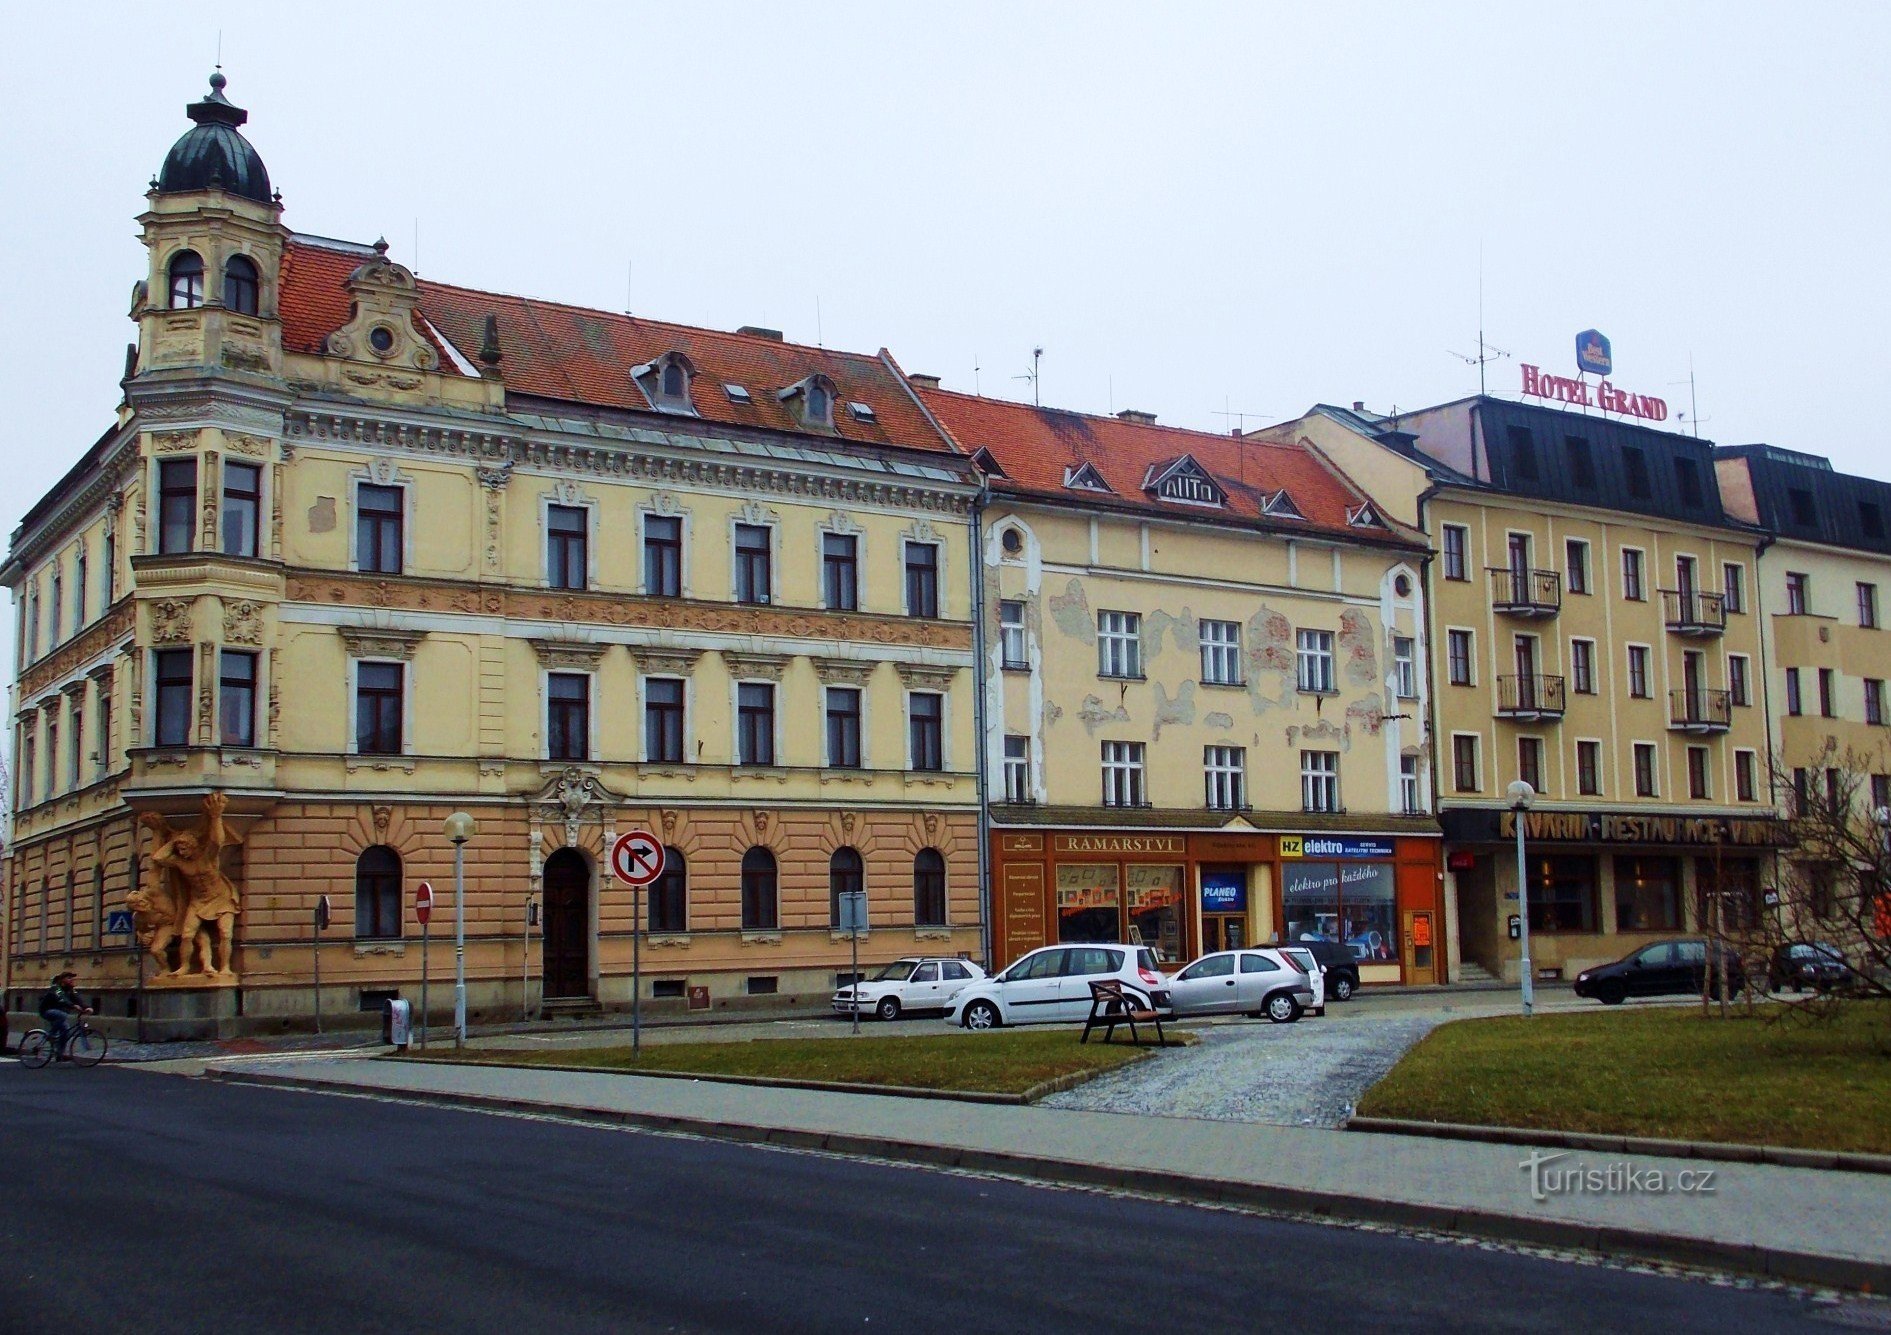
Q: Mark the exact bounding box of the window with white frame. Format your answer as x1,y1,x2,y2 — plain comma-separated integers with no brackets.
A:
547,504,588,590
1300,750,1339,812
908,692,944,772
1621,548,1645,601
1722,563,1745,613
1101,741,1145,807
1728,654,1751,707
737,682,776,765
1735,749,1757,802
1627,645,1650,698
999,601,1028,668
1451,735,1478,792
644,677,686,763
1097,611,1142,678
1442,525,1468,580
1577,739,1602,796
1399,754,1421,814
1200,619,1242,685
1392,635,1417,698
1204,745,1245,810
1633,742,1658,797
1296,629,1335,693
1002,735,1030,803
1565,539,1590,595
1447,629,1474,686
546,673,591,761
1571,639,1596,694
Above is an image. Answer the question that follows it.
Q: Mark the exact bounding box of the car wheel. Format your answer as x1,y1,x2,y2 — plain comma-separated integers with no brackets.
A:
963,1000,1001,1031
1331,974,1356,1002
1265,992,1302,1024
1596,981,1626,1006
875,996,901,1023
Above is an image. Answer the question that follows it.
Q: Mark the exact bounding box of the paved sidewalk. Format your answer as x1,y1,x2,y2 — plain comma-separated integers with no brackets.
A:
197,1055,1891,1291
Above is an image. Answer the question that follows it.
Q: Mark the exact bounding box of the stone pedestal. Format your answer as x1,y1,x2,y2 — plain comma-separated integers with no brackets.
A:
134,982,242,1041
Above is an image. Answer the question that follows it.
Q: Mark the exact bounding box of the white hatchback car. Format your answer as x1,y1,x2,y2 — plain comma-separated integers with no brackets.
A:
945,944,1171,1030
1166,949,1317,1023
1274,944,1328,1017
832,957,988,1021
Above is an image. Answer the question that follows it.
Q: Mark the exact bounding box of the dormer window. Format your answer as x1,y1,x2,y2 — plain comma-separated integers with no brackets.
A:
168,250,205,309
777,375,839,430
970,447,1007,478
1347,503,1384,528
848,401,877,424
1062,462,1112,493
1262,489,1305,520
660,361,686,399
725,383,752,405
1143,456,1226,508
807,382,831,423
634,352,697,415
223,255,260,315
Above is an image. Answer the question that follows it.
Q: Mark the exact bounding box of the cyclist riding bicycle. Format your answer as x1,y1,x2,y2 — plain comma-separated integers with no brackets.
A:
38,972,90,1061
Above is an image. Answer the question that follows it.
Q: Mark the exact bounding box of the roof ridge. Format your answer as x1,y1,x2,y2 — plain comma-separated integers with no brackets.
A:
920,384,1321,453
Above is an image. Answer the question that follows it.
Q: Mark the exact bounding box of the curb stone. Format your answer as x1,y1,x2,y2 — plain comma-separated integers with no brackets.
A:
1344,1116,1891,1177
204,1067,1889,1294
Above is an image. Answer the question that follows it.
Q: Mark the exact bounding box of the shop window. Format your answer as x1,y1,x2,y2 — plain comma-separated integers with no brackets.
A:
913,849,947,928
1055,865,1121,944
354,846,402,940
1282,860,1395,963
1128,866,1183,963
650,848,687,933
1614,856,1681,932
1528,855,1598,933
740,847,778,930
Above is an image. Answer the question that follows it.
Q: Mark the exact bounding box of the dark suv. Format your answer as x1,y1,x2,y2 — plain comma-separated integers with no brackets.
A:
1274,939,1362,1001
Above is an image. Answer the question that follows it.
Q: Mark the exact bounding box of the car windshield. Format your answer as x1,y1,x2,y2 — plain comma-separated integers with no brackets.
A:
869,961,919,982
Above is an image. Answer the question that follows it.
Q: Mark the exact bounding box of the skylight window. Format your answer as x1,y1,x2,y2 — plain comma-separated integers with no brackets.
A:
724,383,752,404
1063,463,1112,493
848,401,877,423
1262,489,1305,519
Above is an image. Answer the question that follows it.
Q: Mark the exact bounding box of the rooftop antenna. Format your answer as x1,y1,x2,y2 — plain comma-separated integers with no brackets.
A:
1212,397,1271,435
1447,244,1508,395
216,30,222,69
973,354,981,396
412,218,419,275
1012,346,1043,406
1671,356,1707,438
816,296,824,349
625,259,632,316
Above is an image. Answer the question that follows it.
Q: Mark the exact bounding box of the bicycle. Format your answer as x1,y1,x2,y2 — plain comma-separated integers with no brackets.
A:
18,1016,108,1069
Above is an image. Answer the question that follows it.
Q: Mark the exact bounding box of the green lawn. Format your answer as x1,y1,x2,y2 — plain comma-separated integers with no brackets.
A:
1358,1004,1891,1154
410,1028,1168,1096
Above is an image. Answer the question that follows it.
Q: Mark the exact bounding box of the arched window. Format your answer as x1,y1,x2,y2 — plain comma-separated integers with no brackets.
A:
168,250,205,309
806,382,831,424
224,255,260,315
354,845,402,939
650,846,687,934
829,847,864,929
740,846,777,931
914,849,947,928
660,360,687,400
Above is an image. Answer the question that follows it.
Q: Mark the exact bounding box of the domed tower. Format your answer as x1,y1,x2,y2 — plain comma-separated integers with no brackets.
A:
134,72,287,379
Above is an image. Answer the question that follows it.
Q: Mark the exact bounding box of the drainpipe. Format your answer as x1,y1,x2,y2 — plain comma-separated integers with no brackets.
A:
969,487,993,970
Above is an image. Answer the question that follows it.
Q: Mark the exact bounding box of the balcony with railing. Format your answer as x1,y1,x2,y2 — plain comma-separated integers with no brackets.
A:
1669,687,1733,733
1496,673,1567,721
1661,589,1727,636
1488,567,1562,618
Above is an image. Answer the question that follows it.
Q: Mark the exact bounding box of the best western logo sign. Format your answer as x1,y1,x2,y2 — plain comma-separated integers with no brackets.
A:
1520,364,1668,422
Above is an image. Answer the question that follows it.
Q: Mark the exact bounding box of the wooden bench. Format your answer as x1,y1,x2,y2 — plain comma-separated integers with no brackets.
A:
1080,978,1167,1046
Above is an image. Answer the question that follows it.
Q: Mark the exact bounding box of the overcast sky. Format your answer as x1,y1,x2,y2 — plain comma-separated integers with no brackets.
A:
3,2,1888,640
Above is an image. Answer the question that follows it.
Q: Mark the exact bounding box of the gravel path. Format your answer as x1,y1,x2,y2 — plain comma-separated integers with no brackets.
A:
1041,1012,1446,1127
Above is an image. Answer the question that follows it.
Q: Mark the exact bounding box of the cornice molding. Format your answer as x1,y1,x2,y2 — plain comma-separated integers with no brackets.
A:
721,651,789,682
628,646,702,676
529,638,609,671
896,663,960,692
812,657,877,687
338,626,428,661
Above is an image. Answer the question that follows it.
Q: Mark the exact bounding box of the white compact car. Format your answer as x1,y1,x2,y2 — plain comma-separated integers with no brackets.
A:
945,944,1171,1030
1166,949,1317,1023
831,957,988,1021
1274,944,1328,1017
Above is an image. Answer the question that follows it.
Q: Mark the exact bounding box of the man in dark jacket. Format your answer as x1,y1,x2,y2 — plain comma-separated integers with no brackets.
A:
38,972,88,1059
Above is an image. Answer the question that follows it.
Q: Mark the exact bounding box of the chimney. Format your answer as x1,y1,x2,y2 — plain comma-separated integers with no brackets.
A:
1352,401,1366,412
1116,409,1157,425
907,373,942,390
736,325,784,342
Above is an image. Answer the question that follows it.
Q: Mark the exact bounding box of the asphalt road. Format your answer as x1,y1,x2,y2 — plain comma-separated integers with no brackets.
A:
0,1064,1866,1334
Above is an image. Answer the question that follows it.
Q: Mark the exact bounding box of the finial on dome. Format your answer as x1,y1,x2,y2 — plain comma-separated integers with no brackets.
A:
373,237,390,257
209,69,228,95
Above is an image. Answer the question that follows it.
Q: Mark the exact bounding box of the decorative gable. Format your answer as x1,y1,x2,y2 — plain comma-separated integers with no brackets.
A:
1062,462,1112,493
323,239,438,372
632,351,698,415
1143,455,1226,507
777,374,839,431
1262,489,1305,520
1347,502,1385,528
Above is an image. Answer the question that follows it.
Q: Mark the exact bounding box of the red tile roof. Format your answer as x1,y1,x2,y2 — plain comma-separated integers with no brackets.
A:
277,237,956,456
916,387,1414,543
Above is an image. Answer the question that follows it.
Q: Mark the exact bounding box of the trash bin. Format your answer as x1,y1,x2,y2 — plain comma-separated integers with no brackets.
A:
384,998,412,1051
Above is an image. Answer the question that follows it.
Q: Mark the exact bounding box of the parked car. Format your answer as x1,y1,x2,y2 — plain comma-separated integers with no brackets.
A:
1767,942,1851,994
1273,945,1328,1016
1167,949,1316,1023
1276,938,1362,1001
945,944,1170,1030
831,957,988,1021
1573,939,1746,1005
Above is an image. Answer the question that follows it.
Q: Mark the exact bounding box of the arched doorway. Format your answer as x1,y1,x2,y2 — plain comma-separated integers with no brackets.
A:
542,848,591,1000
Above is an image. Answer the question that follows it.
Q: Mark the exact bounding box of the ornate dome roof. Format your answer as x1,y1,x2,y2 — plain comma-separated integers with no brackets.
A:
155,72,272,204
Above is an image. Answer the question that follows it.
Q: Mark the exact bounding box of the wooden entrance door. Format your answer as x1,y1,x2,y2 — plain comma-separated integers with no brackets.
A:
542,848,591,999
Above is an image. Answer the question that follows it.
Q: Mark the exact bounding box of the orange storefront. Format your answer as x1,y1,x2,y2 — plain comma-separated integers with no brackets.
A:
990,826,1446,986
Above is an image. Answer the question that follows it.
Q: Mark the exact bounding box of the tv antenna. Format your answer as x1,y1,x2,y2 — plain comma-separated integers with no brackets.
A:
1012,346,1044,406
1671,357,1707,438
1448,245,1508,396
1212,396,1271,435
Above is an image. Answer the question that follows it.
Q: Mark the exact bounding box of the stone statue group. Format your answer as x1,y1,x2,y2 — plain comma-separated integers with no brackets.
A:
129,791,242,979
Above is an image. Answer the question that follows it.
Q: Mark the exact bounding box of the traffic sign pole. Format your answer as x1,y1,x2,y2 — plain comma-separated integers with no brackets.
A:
610,831,666,1056
415,882,434,1051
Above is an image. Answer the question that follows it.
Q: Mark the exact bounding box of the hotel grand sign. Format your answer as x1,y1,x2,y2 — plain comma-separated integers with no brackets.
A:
1444,809,1790,848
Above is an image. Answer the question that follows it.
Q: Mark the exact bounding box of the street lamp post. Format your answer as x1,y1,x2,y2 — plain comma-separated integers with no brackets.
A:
1508,780,1536,1017
444,812,477,1048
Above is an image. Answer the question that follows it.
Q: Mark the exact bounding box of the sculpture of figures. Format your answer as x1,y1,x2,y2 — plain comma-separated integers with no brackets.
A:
134,791,243,978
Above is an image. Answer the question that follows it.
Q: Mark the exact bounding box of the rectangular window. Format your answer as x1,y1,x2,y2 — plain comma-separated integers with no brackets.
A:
1508,425,1539,480
1819,668,1836,718
1101,740,1146,807
1785,667,1803,715
158,458,197,555
1530,856,1600,934
1447,629,1474,686
1577,739,1602,796
1204,745,1245,810
69,707,83,788
546,673,590,761
1621,549,1645,601
1789,487,1817,527
1674,456,1704,508
221,461,262,558
1785,572,1809,615
1791,766,1810,815
643,514,682,597
904,542,940,618
644,677,685,763
1571,639,1596,695
1201,619,1243,685
1867,678,1886,727
1735,750,1757,802
154,647,193,747
50,568,62,645
908,693,944,771
1002,735,1030,803
1565,539,1589,594
737,682,775,765
1627,645,1650,698
1722,563,1744,613
1826,767,1844,813
825,686,862,768
1518,737,1544,794
1400,754,1421,814
1873,773,1891,813
1728,654,1751,707
218,650,257,747
999,601,1028,669
822,532,859,610
1614,856,1682,932
1300,750,1340,812
357,483,404,574
1441,525,1468,581
103,529,115,605
1564,435,1596,488
18,733,33,808
546,504,588,590
1392,635,1417,698
1687,746,1710,799
1296,629,1336,693
1633,742,1658,797
1097,610,1142,678
97,688,111,779
734,524,771,604
45,715,59,796
1622,445,1651,498
355,661,403,755
74,549,87,627
1860,582,1880,629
